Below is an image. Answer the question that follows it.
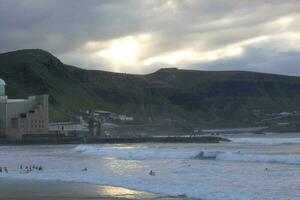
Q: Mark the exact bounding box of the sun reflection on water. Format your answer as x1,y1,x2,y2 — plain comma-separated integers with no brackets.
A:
97,186,145,199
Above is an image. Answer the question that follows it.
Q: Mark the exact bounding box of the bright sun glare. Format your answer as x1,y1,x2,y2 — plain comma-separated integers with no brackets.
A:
97,36,141,65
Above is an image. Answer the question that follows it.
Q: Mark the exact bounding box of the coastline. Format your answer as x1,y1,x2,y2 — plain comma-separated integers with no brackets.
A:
0,178,191,200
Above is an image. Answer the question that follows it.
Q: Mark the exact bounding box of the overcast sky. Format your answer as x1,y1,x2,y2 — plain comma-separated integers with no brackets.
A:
0,0,300,75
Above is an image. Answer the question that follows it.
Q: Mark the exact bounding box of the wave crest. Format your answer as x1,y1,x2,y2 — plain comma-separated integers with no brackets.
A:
195,151,300,165
230,137,300,145
73,145,300,165
73,145,198,160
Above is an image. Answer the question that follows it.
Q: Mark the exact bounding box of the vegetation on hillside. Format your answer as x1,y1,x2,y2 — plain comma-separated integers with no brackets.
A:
1,49,300,128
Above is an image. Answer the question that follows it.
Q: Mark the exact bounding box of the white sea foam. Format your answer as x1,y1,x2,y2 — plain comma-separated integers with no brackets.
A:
73,144,199,160
196,151,300,165
230,137,300,145
0,143,300,200
74,145,300,165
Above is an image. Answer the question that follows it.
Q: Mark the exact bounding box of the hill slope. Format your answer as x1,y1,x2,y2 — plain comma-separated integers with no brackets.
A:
1,49,300,127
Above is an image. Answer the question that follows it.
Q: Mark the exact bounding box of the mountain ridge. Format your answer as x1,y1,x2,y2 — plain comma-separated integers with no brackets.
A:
1,49,300,127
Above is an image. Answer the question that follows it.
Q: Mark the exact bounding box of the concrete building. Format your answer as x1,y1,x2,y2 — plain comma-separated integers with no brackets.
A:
0,79,49,140
48,117,89,137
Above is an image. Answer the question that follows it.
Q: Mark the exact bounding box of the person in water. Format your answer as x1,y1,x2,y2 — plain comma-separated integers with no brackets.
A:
0,167,2,173
149,170,156,176
82,168,88,171
4,167,8,173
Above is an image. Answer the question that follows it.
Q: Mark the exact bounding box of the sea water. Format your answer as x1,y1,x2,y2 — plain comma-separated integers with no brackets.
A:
0,133,299,200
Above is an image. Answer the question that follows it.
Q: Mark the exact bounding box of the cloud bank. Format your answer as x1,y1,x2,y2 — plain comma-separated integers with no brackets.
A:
0,0,300,75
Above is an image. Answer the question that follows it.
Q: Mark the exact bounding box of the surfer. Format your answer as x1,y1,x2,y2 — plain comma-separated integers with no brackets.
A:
149,170,156,176
82,168,88,171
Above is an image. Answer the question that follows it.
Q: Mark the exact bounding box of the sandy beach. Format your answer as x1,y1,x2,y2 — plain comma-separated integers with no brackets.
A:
0,178,190,200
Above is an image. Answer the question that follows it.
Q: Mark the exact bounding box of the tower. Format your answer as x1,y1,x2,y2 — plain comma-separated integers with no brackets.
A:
0,79,6,136
0,79,5,97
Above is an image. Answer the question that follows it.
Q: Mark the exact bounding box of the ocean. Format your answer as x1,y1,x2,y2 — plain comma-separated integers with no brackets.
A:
0,133,299,200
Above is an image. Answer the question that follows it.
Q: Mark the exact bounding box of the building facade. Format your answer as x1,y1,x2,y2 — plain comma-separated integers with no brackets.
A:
0,79,48,140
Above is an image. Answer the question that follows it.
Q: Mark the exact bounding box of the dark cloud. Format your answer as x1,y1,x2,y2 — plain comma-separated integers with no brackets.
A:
0,0,299,75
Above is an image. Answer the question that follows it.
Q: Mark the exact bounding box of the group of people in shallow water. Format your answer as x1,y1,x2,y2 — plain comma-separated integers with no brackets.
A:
0,167,8,173
0,164,89,174
2,165,157,177
19,164,43,173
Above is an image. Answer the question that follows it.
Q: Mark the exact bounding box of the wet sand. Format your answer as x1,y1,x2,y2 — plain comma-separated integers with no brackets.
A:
0,178,190,200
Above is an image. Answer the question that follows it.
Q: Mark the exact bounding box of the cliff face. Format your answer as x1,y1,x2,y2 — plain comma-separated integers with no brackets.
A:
1,49,300,126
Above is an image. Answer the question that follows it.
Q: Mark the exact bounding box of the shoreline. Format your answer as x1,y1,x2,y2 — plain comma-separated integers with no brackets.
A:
0,178,191,200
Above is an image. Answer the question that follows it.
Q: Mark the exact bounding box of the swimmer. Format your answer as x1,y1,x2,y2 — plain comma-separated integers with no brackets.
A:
149,170,156,176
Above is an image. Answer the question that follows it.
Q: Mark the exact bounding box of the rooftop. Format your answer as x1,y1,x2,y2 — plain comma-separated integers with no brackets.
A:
7,99,27,103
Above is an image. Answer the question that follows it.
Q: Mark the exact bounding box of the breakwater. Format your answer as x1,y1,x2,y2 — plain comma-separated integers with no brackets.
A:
0,136,230,145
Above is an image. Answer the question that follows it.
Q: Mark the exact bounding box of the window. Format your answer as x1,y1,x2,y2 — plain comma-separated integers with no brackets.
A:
11,118,18,128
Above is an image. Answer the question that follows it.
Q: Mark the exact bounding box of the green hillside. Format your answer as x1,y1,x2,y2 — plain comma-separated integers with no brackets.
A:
1,49,300,127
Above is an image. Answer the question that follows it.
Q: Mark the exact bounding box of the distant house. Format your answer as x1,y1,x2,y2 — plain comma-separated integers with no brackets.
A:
91,110,115,121
89,110,134,122
118,114,134,122
0,79,49,140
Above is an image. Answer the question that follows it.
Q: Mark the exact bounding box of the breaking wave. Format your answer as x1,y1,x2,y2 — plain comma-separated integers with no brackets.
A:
73,145,198,160
195,151,300,165
230,137,300,145
74,145,300,165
